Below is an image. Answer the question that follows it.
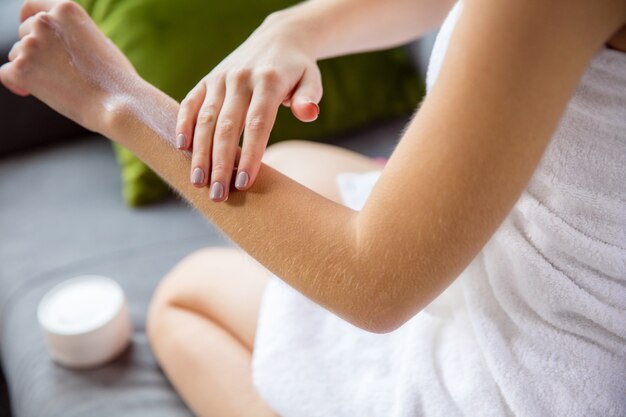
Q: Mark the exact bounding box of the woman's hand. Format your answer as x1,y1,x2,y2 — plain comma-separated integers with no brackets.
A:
0,0,139,134
177,16,323,201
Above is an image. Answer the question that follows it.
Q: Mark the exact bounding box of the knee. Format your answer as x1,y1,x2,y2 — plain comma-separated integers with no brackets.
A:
146,247,221,347
265,139,311,154
263,140,320,169
146,270,179,349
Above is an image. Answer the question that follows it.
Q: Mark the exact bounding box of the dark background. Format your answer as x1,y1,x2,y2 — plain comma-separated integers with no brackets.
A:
0,368,10,417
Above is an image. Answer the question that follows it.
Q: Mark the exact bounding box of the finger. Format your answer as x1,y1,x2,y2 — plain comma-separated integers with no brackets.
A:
190,80,225,188
235,146,242,165
18,14,37,39
290,66,322,122
281,91,293,107
235,84,283,191
8,41,22,62
0,62,29,96
20,0,58,22
176,84,205,150
176,82,206,150
210,79,251,202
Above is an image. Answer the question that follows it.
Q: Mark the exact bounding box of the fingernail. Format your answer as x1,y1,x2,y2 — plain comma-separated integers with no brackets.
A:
191,167,205,185
210,182,225,201
307,101,320,121
235,171,249,189
176,133,186,149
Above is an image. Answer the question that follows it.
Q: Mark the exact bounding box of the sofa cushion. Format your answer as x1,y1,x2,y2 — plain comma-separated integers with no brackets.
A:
0,116,407,416
0,137,216,416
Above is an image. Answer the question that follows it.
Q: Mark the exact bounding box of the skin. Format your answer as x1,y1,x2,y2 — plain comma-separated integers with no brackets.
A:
2,0,626,415
177,0,457,201
148,141,380,417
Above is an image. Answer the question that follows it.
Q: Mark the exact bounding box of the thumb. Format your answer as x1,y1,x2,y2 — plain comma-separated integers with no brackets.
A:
290,66,322,123
20,0,61,22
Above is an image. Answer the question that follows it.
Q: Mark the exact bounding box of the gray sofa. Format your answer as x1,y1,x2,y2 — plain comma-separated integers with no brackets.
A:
0,1,436,415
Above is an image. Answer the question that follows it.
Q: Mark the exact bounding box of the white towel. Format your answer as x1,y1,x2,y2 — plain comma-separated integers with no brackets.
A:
460,43,626,416
252,3,626,415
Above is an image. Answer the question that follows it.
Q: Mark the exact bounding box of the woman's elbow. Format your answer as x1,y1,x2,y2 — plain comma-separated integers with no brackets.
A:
347,300,415,334
333,258,423,333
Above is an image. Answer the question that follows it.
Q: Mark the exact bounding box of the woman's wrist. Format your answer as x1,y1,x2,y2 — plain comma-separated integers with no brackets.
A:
99,78,180,150
94,83,141,140
262,6,331,61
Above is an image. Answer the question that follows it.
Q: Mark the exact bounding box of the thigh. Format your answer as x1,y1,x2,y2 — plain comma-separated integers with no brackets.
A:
149,247,273,351
263,140,381,203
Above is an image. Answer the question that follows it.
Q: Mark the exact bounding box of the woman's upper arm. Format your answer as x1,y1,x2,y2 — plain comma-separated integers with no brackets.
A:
357,0,626,331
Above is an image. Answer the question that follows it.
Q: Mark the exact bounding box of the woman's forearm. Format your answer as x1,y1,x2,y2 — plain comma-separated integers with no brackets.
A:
104,82,393,331
267,0,455,60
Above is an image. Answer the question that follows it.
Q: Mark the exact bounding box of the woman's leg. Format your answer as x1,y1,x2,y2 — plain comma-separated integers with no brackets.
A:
148,248,276,417
147,140,380,417
262,140,382,204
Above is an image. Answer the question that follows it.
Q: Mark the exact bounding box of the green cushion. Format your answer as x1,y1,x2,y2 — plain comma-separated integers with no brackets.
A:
76,0,424,206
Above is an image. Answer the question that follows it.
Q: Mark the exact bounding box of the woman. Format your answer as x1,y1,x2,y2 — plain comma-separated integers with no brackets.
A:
2,0,625,416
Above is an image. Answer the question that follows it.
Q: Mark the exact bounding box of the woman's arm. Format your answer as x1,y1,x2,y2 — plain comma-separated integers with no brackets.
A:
108,0,626,331
266,0,456,60
175,0,456,201
3,0,625,332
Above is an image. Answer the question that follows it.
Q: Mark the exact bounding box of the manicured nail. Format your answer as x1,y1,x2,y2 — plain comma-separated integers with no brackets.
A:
235,171,249,189
191,167,205,185
307,101,320,121
210,182,225,201
309,101,320,114
176,133,186,149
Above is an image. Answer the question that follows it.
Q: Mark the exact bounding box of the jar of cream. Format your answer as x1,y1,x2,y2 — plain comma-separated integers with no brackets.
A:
37,275,132,369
